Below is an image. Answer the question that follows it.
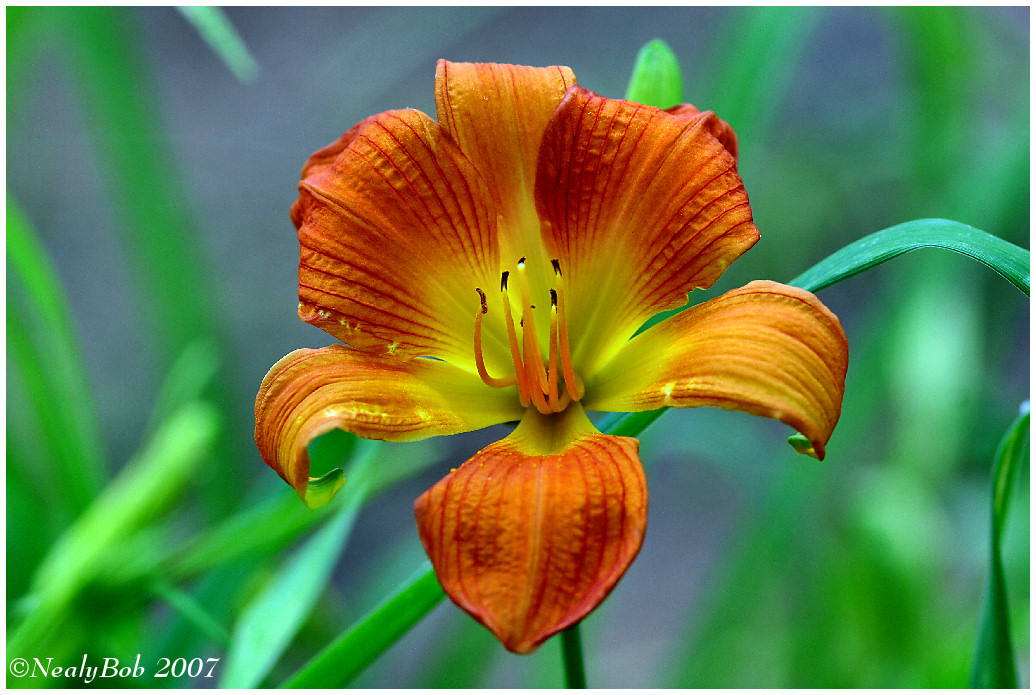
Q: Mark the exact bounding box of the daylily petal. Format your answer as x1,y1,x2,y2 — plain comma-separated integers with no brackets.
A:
584,281,848,460
255,344,523,504
414,405,647,653
291,108,500,364
434,60,576,270
536,86,760,374
665,103,738,160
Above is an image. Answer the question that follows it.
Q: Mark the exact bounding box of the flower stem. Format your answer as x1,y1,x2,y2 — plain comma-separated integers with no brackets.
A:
561,623,587,688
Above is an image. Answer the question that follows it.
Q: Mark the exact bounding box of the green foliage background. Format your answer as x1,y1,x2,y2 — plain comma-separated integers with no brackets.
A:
6,6,1029,688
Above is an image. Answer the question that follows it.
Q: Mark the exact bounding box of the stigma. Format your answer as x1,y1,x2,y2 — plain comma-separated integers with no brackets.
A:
473,258,584,415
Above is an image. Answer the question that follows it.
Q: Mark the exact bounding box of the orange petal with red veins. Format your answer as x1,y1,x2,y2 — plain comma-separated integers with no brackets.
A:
536,86,760,372
414,406,647,654
292,108,499,364
585,281,848,460
435,60,576,268
255,344,522,505
665,103,738,160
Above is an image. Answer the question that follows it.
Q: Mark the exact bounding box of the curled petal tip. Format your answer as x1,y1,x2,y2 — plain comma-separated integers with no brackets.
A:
787,433,821,460
303,468,346,509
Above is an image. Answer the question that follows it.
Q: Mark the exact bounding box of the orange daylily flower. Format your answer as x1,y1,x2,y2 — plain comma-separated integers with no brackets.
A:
255,61,848,654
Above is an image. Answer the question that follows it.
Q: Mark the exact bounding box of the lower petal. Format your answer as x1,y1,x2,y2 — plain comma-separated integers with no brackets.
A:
584,281,848,460
414,405,647,654
255,344,523,506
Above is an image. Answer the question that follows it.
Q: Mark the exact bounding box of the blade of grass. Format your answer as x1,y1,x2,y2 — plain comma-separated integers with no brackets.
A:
7,400,220,663
699,7,823,148
7,194,107,511
54,6,248,517
152,579,234,649
57,6,217,362
177,6,259,83
5,304,83,532
219,445,379,688
164,439,438,583
788,219,1029,295
970,404,1029,687
884,7,974,203
282,561,445,689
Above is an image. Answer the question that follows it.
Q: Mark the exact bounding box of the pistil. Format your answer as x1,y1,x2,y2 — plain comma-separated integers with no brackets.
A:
515,259,551,413
500,272,532,407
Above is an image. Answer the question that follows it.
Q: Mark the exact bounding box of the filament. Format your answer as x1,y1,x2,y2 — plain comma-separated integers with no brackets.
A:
473,288,517,388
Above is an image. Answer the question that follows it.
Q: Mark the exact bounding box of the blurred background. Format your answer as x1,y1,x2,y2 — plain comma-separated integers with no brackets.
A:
6,6,1029,688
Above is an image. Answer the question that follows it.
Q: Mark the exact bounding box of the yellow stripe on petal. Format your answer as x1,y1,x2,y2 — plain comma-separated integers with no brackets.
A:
435,60,575,272
255,345,523,504
292,108,500,365
535,86,760,372
584,281,848,460
414,405,647,654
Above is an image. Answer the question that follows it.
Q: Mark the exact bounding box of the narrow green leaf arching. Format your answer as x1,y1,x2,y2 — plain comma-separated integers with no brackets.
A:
789,218,1030,296
969,404,1029,688
624,38,683,108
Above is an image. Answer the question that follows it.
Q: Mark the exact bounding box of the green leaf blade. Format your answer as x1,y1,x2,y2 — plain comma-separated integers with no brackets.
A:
177,6,259,83
7,194,108,511
282,563,445,689
789,218,1030,295
970,405,1029,688
220,481,367,688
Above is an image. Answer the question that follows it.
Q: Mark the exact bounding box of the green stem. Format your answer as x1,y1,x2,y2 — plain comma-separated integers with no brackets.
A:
561,623,587,689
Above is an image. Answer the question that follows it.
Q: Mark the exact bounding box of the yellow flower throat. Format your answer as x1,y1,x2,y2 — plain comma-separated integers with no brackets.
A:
474,257,584,415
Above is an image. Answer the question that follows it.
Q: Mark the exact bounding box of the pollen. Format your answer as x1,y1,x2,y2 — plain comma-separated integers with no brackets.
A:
471,257,584,415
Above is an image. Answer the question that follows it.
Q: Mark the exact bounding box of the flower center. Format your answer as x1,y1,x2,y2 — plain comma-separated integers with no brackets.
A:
474,258,584,415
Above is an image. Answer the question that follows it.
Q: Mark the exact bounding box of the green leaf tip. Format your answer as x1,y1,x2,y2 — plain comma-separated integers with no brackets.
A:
304,468,346,509
177,6,259,84
625,38,683,108
787,433,818,458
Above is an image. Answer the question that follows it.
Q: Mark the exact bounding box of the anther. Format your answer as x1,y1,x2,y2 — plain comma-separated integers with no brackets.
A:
552,259,584,401
473,288,516,389
547,289,560,409
477,287,488,314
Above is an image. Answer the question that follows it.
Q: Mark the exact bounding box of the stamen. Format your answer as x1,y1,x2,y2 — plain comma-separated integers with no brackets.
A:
552,259,584,400
500,273,531,407
516,259,551,414
547,290,560,410
473,288,516,389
